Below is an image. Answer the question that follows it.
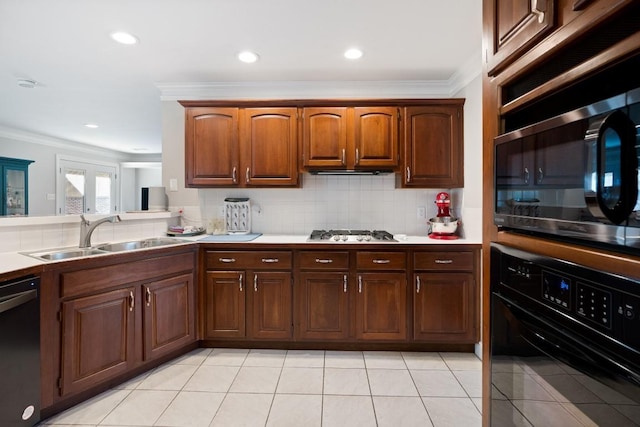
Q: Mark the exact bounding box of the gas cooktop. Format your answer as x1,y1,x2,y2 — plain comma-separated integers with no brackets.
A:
308,229,397,242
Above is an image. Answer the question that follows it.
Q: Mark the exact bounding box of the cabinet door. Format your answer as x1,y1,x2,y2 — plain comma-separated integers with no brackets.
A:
250,271,292,339
485,0,555,75
413,273,476,342
355,272,407,340
303,107,348,168
297,272,349,340
185,108,239,187
61,287,135,396
204,271,246,339
241,108,299,186
143,273,195,361
403,105,464,188
353,107,399,168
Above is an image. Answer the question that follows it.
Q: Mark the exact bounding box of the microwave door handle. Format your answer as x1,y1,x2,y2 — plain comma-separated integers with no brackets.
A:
523,167,530,185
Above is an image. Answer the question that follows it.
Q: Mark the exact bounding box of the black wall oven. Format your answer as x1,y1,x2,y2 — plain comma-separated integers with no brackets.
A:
494,87,640,251
490,243,640,426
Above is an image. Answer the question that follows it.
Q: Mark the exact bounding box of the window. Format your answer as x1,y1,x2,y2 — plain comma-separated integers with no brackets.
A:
57,156,119,215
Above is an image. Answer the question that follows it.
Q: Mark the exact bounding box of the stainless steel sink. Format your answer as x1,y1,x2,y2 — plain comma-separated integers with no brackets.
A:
24,238,189,261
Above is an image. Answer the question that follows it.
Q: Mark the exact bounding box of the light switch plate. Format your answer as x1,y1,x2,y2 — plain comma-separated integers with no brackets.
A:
169,178,178,192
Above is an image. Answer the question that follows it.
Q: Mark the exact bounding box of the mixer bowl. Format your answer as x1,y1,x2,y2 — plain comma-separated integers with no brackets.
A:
428,216,459,235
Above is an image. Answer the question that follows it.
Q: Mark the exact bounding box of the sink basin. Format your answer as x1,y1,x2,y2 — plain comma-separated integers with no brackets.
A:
29,248,109,261
96,237,185,252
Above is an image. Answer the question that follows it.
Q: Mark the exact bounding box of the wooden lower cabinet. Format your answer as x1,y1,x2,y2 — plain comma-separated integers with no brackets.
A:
251,271,292,339
297,272,349,340
204,271,246,338
61,287,135,397
355,272,407,340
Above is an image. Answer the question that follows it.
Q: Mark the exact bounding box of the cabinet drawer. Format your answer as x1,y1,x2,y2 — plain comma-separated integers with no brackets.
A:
414,251,474,271
206,251,292,269
356,251,406,270
299,251,349,269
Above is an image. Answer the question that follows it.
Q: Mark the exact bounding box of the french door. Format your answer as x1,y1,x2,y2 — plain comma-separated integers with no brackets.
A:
57,158,118,215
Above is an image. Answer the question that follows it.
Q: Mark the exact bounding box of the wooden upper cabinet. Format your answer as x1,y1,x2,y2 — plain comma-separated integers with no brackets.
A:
402,104,464,188
485,0,556,75
241,108,299,186
185,107,239,187
302,106,399,170
303,107,348,168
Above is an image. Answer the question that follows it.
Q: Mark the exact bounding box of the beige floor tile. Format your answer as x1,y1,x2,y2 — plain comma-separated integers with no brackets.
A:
411,370,467,397
210,393,273,427
373,396,433,427
168,348,212,365
42,389,130,425
136,363,198,391
154,391,224,427
368,369,419,397
439,352,482,371
229,366,281,393
363,350,407,369
453,370,482,398
472,397,483,414
243,349,287,367
111,371,152,390
100,390,178,426
324,368,370,395
202,348,249,366
283,349,325,367
422,397,481,427
266,394,322,427
183,365,240,392
402,352,448,370
322,395,377,427
324,350,365,368
276,367,324,394
491,399,533,426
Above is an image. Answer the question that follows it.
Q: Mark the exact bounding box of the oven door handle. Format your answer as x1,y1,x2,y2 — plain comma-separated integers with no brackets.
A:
494,292,640,388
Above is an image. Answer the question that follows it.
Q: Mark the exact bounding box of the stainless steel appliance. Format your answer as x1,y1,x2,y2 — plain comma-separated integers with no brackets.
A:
308,229,396,242
0,276,40,427
494,87,640,251
490,243,640,426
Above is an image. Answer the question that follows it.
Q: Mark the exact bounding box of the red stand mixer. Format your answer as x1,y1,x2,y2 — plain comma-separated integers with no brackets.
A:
428,192,460,239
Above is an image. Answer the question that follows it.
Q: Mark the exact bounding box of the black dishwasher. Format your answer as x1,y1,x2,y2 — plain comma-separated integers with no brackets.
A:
0,276,40,426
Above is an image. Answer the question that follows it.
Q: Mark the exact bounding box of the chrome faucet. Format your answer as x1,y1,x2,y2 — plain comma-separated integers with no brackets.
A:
79,214,121,248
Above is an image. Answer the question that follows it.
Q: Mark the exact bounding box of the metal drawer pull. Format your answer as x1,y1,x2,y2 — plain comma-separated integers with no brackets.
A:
262,258,279,263
232,167,237,184
239,273,243,291
358,275,362,293
355,148,360,164
145,287,151,306
406,166,411,182
219,258,236,263
343,275,348,292
315,258,333,264
531,0,546,23
342,149,346,165
373,259,390,264
435,259,453,264
254,274,258,292
246,167,250,183
416,276,421,293
129,291,134,312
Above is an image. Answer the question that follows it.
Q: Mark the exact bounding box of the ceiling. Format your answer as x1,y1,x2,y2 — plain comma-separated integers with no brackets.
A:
0,0,482,155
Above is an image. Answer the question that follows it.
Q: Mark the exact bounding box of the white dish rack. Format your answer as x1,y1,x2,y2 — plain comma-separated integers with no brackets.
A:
224,198,251,234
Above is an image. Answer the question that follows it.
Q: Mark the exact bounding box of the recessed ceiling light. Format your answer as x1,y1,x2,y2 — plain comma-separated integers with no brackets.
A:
344,48,363,60
110,31,139,45
84,123,99,129
238,51,259,63
17,79,37,89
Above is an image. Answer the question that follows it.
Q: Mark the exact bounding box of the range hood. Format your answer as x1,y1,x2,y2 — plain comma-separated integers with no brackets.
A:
308,169,394,176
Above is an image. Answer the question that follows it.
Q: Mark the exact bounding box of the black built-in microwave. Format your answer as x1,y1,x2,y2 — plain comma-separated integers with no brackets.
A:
494,87,640,251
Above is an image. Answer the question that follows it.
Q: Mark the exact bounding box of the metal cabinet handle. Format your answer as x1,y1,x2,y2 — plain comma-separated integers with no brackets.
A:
246,167,250,183
531,0,546,23
145,286,151,306
523,167,530,185
219,258,236,263
232,167,237,184
262,258,279,263
315,258,333,264
358,275,362,293
129,290,134,312
0,289,36,315
254,274,258,292
343,274,348,293
239,273,243,292
416,276,421,293
435,259,453,264
341,149,346,165
406,166,411,182
355,148,360,165
373,259,391,264
538,167,544,183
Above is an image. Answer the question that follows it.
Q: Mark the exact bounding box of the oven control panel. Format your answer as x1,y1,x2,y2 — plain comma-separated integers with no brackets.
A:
576,282,612,329
542,271,571,309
